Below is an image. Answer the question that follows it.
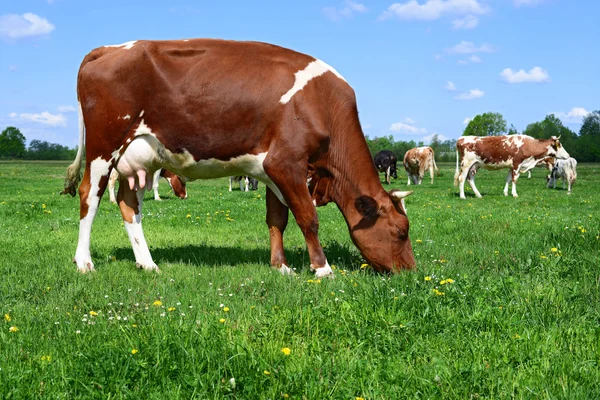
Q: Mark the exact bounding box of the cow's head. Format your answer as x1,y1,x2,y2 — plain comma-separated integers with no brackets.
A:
548,136,570,160
163,171,188,199
248,177,259,191
350,190,416,273
390,165,398,179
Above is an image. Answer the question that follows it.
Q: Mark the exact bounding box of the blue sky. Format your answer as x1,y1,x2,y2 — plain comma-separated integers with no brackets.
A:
1,0,598,147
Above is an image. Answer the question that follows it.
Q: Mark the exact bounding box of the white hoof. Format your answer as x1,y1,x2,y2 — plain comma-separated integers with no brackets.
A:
277,264,296,276
74,256,95,273
313,262,334,278
136,262,160,272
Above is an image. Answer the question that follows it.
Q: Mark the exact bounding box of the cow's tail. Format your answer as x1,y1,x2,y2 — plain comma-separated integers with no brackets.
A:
61,101,85,197
453,149,460,186
433,155,440,176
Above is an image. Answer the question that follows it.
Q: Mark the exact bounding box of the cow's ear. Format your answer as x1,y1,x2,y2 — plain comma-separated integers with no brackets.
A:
355,196,379,219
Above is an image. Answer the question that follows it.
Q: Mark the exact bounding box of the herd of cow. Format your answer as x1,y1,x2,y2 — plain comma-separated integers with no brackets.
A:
60,38,578,278
374,135,577,198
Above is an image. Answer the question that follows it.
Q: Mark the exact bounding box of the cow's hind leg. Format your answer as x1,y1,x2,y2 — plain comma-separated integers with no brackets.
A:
153,170,162,200
457,162,475,199
510,170,520,197
117,178,158,271
503,170,512,196
266,187,294,275
467,168,482,198
74,158,111,272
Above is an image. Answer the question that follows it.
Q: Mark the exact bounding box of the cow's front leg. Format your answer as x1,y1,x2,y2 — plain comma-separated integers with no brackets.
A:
264,164,332,278
74,159,111,272
117,177,158,271
266,187,294,275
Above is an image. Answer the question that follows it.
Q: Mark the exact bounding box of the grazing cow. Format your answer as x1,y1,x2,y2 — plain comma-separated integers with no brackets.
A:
108,168,187,203
374,150,398,184
62,39,415,277
229,175,259,192
403,146,439,185
547,157,577,194
454,135,569,199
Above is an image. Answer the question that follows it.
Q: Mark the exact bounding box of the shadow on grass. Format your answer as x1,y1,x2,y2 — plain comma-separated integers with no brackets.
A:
112,241,360,271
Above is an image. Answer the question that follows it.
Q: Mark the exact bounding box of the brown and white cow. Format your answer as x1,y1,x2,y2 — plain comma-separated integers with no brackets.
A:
547,157,577,194
454,135,569,199
526,156,555,179
62,39,415,277
108,168,187,203
403,146,439,185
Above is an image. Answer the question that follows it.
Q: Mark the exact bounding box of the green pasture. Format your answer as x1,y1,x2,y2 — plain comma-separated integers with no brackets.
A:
0,161,598,399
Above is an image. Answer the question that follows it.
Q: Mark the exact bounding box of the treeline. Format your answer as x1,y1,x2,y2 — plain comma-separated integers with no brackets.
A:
0,127,77,160
366,110,600,163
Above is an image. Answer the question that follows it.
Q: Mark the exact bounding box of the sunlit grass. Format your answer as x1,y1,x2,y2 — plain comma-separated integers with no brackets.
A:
0,161,599,398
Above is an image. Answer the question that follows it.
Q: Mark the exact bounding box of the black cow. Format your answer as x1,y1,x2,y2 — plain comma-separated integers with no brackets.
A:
374,150,398,185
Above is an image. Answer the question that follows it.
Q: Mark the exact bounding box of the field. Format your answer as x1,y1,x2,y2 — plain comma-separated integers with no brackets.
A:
0,160,599,399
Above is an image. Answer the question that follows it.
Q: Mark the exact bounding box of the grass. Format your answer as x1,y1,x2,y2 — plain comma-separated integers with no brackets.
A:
0,160,599,399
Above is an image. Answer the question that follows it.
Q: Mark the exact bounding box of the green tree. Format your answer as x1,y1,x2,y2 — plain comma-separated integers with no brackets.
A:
508,124,518,135
463,112,507,136
579,111,600,137
0,126,26,159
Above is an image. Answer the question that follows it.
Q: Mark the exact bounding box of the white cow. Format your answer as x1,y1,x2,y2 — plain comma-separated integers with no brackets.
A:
547,157,577,194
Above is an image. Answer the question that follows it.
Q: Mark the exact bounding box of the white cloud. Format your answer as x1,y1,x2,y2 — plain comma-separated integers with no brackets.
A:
389,118,427,134
323,1,368,20
9,111,66,126
57,105,76,113
423,133,448,143
500,66,549,83
380,0,489,21
445,40,495,54
0,13,55,39
469,55,482,63
452,14,478,29
457,55,482,65
463,117,472,124
444,81,457,91
514,0,545,6
554,107,590,124
454,89,484,100
434,54,444,61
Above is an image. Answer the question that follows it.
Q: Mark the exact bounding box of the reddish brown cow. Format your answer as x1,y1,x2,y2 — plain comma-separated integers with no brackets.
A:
62,39,415,277
403,146,439,185
454,135,569,199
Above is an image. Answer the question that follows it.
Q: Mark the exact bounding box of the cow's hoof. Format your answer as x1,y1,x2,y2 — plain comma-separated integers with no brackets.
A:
136,262,160,273
313,263,334,279
74,256,95,273
276,264,296,276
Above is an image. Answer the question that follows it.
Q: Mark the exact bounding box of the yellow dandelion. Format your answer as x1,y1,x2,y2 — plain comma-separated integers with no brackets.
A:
89,311,98,316
263,370,271,375
440,279,448,285
281,347,291,356
356,397,365,400
168,307,176,312
223,307,230,312
551,247,558,253
132,324,138,328
219,318,226,323
9,326,18,333
186,214,191,218
433,289,445,296
41,355,51,362
152,300,163,307
4,314,11,322
283,394,290,399
360,263,369,269
514,334,521,339
131,349,138,355
540,255,547,259
42,204,46,209
424,276,432,281
446,278,455,284
415,239,423,243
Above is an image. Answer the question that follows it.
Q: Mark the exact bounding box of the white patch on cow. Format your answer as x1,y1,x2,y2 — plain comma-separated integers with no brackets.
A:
104,40,137,50
87,157,111,208
124,213,158,271
278,263,296,276
314,261,334,278
124,115,131,120
460,136,479,144
139,110,145,117
279,59,346,104
312,199,317,206
512,135,525,150
134,119,155,136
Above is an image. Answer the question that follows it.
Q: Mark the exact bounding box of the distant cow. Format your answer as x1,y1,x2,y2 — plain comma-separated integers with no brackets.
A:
108,168,187,203
229,176,259,192
403,146,439,185
374,150,398,184
62,38,416,277
547,157,577,194
454,135,569,199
